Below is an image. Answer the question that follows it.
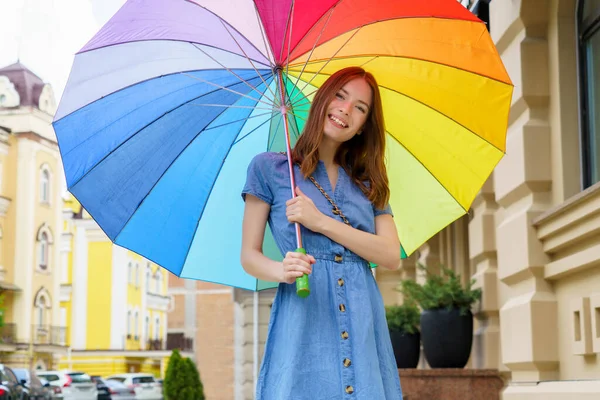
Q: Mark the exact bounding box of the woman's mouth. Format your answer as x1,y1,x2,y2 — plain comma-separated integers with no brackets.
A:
328,114,348,129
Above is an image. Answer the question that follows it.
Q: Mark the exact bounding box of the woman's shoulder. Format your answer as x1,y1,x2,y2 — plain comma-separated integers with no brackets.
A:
249,151,288,169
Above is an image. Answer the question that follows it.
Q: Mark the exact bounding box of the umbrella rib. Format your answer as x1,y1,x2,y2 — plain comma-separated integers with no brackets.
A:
232,114,275,146
178,112,275,276
182,0,273,65
284,0,344,64
217,18,279,102
296,27,362,95
113,90,271,249
268,114,284,150
288,6,336,102
386,132,468,214
204,111,274,131
282,0,295,68
289,90,317,108
67,75,267,188
190,103,276,111
190,43,276,106
289,53,512,86
181,72,275,109
251,0,276,65
288,66,506,153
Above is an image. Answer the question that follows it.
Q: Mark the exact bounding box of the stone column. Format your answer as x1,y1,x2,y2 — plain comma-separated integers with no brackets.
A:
491,0,559,385
469,179,501,370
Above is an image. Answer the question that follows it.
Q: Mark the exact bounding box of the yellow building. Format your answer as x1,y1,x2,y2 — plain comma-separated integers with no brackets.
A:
0,62,66,369
59,197,171,377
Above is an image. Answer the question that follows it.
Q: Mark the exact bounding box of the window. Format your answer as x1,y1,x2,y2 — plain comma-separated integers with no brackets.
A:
39,232,49,270
33,288,51,327
135,263,139,287
128,262,132,284
127,310,132,336
154,316,160,340
134,311,139,339
40,166,51,203
146,265,151,292
145,315,150,341
155,272,161,293
579,0,600,187
36,224,53,271
37,296,46,326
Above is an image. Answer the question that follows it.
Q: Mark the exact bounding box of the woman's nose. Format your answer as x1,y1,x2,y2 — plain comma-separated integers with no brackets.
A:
338,101,351,114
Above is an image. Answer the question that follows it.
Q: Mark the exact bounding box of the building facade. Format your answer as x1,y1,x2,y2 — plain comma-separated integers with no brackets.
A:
0,62,67,369
59,197,171,377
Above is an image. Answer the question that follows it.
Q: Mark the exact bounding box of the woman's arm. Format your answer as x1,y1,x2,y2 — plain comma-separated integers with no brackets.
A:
286,186,401,270
318,214,401,270
241,195,314,283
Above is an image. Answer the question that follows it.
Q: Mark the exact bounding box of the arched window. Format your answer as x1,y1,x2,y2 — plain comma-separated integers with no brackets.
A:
145,315,150,340
146,265,151,292
128,262,133,284
34,287,51,328
134,311,139,338
127,310,132,336
36,224,53,271
40,165,51,203
135,263,140,287
154,271,161,293
154,316,160,340
578,0,600,187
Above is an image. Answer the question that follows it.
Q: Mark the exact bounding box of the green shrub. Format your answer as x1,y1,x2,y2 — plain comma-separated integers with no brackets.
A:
385,301,420,334
164,350,205,399
399,264,481,315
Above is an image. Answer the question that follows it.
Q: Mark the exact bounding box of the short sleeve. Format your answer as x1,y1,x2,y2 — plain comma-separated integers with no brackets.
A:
241,153,274,205
373,203,393,218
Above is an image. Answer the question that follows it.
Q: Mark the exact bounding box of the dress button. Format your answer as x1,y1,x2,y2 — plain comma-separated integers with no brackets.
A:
337,278,344,286
334,254,343,262
339,304,346,312
341,331,349,340
345,385,354,394
343,358,351,367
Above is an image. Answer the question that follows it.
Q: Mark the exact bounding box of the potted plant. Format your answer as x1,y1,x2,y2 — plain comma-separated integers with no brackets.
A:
399,264,481,368
385,300,421,368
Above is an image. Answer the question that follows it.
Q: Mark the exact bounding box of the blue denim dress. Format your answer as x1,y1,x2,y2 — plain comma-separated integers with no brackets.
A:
242,152,403,400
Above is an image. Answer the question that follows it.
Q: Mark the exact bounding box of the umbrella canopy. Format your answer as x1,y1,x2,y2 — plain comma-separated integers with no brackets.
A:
54,0,512,291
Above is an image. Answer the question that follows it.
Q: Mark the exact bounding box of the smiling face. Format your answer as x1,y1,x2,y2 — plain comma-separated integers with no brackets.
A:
322,77,373,146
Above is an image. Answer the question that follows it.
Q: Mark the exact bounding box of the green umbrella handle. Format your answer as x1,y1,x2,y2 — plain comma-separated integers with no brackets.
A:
295,248,310,298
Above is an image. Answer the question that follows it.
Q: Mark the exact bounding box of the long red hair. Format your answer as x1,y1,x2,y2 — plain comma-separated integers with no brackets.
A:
292,67,390,209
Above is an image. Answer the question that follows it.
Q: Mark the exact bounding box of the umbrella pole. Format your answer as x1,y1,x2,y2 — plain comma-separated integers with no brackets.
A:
276,67,310,298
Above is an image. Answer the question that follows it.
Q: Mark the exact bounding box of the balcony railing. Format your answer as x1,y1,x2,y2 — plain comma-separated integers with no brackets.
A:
146,339,164,350
32,325,68,346
166,333,194,352
0,323,16,344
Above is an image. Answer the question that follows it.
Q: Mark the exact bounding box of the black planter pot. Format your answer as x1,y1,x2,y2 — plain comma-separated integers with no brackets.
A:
389,330,420,368
420,308,473,368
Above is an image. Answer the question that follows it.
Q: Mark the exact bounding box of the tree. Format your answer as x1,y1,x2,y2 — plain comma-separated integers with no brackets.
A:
164,349,205,400
164,349,185,400
183,357,205,400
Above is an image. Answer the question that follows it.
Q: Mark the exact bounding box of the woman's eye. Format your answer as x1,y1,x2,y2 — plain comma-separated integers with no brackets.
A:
335,93,344,99
357,106,366,113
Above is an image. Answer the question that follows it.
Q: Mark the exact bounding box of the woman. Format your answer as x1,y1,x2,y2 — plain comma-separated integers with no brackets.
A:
241,66,403,399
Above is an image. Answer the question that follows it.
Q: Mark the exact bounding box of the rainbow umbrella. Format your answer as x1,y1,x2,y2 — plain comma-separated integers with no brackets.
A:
54,0,512,292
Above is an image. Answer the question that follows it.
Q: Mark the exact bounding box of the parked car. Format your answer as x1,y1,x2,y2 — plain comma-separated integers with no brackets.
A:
102,381,135,400
0,364,28,399
12,368,53,400
35,371,97,400
89,376,110,400
105,374,162,400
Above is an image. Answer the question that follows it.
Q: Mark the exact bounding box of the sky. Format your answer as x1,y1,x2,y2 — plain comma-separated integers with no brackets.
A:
0,0,126,101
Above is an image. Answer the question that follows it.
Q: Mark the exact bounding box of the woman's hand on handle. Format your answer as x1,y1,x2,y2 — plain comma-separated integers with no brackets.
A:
280,251,315,284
